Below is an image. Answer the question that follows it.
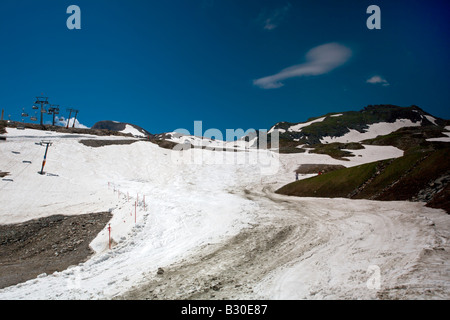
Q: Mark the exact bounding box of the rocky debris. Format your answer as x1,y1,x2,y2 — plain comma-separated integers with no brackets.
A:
347,159,394,199
156,268,164,275
296,164,346,174
0,212,112,289
413,173,450,203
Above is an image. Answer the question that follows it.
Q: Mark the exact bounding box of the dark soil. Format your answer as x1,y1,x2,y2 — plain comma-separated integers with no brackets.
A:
0,212,112,290
295,164,346,174
79,139,140,148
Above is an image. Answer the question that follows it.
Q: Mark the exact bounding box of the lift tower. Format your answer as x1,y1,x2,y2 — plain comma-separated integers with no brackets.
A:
48,105,60,126
72,109,79,128
35,97,49,126
66,108,76,129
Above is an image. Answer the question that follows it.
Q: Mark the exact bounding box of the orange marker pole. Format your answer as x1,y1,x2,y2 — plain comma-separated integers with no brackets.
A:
108,224,111,249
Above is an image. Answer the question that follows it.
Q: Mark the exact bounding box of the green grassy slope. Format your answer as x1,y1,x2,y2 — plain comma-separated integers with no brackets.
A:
276,144,450,213
276,161,379,198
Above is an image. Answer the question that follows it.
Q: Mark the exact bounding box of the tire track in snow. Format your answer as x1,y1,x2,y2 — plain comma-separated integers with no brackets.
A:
117,183,450,300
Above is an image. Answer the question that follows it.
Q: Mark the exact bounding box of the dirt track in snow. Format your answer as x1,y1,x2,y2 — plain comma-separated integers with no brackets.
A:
117,185,450,300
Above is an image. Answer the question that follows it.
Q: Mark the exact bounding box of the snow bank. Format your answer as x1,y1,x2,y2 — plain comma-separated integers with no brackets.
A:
424,115,438,126
120,124,146,137
163,132,257,151
320,119,421,143
0,128,273,298
253,197,449,300
427,131,450,142
287,117,326,132
267,117,326,134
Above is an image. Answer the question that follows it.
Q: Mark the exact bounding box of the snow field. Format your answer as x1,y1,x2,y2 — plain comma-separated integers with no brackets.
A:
119,124,146,137
320,119,421,143
1,127,449,299
252,197,449,299
0,129,268,298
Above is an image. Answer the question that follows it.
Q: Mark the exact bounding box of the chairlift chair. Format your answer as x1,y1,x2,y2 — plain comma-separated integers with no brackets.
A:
21,108,29,117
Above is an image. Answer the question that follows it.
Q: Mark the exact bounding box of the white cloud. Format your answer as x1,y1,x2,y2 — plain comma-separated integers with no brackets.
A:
253,42,352,89
366,75,390,86
260,3,291,31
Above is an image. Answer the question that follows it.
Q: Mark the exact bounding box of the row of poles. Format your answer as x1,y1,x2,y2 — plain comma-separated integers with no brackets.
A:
107,182,149,249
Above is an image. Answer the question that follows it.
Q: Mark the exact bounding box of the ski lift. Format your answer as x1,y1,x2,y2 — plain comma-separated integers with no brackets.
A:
30,114,37,121
32,105,39,110
21,109,29,117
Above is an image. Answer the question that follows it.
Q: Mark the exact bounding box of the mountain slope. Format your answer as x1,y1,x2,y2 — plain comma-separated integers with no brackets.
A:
273,105,450,212
91,120,151,138
276,137,450,213
268,105,446,146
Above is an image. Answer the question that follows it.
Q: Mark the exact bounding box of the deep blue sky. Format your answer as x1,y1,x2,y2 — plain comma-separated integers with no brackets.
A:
0,0,449,136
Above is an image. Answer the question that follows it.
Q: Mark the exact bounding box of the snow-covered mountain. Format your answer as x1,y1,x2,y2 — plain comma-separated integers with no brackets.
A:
152,131,259,151
91,120,151,138
150,105,448,153
266,105,446,145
